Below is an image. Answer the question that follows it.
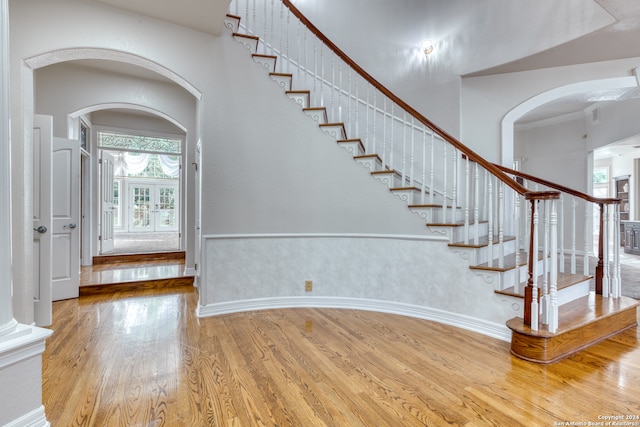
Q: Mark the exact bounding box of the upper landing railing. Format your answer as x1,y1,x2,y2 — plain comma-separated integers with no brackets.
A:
228,0,622,332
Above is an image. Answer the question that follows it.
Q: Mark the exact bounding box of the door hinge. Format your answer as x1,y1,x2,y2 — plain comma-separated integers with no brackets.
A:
98,235,102,241
195,263,198,271
98,159,102,164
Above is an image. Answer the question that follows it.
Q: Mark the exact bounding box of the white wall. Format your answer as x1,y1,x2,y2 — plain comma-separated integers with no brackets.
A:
10,0,219,323
461,57,640,164
34,63,197,268
515,116,589,192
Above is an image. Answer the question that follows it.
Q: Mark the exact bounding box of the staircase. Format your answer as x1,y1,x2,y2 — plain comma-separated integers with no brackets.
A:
222,2,638,363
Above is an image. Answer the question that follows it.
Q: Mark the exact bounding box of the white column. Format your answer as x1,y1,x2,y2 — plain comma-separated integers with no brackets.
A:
0,0,17,338
0,2,52,425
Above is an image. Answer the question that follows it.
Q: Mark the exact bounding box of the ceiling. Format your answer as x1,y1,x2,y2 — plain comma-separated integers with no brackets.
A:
80,0,640,151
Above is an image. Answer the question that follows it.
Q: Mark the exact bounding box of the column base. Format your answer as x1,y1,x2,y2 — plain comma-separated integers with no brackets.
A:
0,323,53,426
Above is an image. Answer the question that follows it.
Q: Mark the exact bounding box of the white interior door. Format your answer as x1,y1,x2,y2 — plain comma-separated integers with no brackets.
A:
52,137,80,301
33,115,52,325
100,150,115,253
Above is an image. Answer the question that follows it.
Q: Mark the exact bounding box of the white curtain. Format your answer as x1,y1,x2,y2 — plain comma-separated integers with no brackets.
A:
158,155,180,178
123,152,151,175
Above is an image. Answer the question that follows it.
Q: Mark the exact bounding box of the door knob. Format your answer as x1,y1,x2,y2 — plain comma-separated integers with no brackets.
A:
33,225,48,234
65,223,77,229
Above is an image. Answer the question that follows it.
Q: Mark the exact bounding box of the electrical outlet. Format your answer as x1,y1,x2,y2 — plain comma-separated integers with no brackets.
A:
305,280,313,292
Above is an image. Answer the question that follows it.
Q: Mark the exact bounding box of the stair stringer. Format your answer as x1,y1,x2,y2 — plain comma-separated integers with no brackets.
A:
195,19,527,342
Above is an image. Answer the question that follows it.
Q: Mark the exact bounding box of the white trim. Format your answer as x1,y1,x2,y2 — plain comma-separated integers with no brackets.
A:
184,267,196,276
0,325,52,369
203,232,450,242
197,296,512,342
501,76,638,166
3,406,49,427
24,48,201,99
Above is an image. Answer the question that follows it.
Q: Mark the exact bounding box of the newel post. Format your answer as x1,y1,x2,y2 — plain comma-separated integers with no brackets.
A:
524,197,538,328
595,203,604,295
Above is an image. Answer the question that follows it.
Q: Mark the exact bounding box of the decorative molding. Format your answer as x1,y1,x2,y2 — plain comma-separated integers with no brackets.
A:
0,324,53,369
202,232,449,243
197,296,512,342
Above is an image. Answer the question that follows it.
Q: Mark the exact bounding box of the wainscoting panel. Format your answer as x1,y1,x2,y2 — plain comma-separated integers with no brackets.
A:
199,233,522,341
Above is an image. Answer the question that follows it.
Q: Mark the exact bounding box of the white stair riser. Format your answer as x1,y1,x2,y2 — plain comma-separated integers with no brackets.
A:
372,173,401,189
224,16,240,33
253,55,277,72
303,110,327,124
355,157,382,172
286,92,309,108
337,141,364,156
320,125,346,140
233,35,259,53
411,206,465,223
473,239,517,265
271,75,292,91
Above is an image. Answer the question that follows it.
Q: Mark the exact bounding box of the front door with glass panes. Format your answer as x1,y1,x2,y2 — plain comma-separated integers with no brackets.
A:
129,182,179,232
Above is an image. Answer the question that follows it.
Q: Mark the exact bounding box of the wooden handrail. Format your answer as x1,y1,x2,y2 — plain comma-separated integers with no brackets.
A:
494,164,621,205
281,0,536,198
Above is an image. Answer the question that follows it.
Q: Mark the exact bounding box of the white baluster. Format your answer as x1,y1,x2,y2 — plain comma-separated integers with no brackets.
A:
263,0,268,54
531,201,539,331
382,98,387,167
451,150,458,224
401,113,407,184
541,200,550,325
498,180,504,269
421,128,426,205
353,73,358,138
513,189,521,292
612,203,621,298
474,164,480,245
372,89,377,156
603,204,610,297
442,143,448,223
330,56,335,122
429,132,435,205
389,103,394,173
559,196,565,273
583,201,589,277
571,198,577,274
487,175,494,267
549,199,559,333
409,117,415,189
464,156,470,244
286,8,290,73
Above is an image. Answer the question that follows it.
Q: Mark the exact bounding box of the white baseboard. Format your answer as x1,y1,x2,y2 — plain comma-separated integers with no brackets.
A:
4,405,49,427
196,296,512,342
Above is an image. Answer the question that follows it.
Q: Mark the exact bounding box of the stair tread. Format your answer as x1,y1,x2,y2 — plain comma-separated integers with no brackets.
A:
495,272,593,297
427,219,486,228
233,32,259,40
448,235,515,248
391,186,420,192
270,72,292,77
354,154,381,160
252,53,277,59
410,204,458,210
471,250,537,271
507,292,639,337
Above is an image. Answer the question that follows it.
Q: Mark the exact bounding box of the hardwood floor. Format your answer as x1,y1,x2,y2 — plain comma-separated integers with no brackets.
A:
42,286,640,426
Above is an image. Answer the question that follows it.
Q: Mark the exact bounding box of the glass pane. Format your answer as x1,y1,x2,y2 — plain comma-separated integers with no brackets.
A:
98,131,181,154
132,187,151,228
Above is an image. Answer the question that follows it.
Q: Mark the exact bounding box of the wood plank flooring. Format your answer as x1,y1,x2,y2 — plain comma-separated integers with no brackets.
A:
42,286,640,426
